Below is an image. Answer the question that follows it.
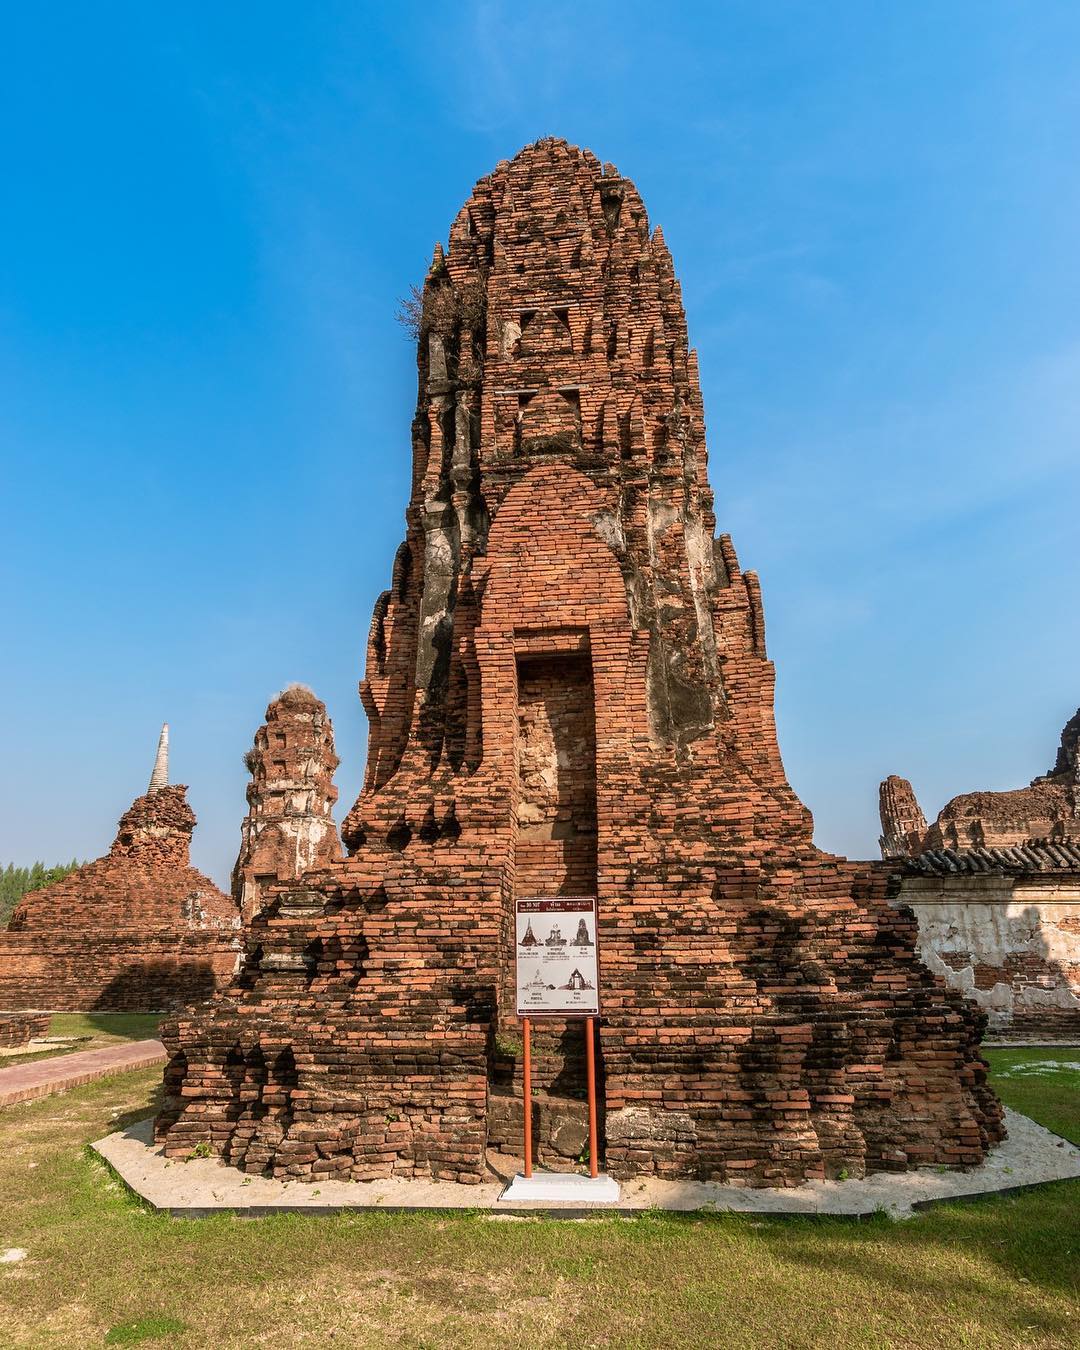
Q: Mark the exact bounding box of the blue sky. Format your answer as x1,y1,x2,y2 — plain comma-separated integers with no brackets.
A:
2,2,1078,885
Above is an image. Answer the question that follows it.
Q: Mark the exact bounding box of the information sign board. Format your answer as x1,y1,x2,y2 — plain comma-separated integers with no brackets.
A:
515,897,599,1017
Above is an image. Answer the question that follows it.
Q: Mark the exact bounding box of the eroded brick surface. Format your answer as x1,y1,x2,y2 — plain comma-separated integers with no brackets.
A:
0,1012,50,1048
156,139,1002,1186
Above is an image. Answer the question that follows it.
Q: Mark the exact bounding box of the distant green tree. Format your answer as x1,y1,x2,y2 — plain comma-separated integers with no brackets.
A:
0,858,81,928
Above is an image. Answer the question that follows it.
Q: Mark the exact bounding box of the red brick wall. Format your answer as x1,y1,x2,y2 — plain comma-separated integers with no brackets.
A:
0,1012,50,1048
0,931,238,1012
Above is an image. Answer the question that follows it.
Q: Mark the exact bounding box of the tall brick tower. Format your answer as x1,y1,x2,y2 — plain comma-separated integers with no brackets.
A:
157,140,1002,1185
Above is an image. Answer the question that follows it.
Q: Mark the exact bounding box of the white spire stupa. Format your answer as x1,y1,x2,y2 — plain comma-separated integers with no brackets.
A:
148,723,169,794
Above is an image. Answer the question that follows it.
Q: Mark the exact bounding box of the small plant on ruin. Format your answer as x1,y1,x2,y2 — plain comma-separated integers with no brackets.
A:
396,270,488,343
186,1141,213,1161
395,285,424,340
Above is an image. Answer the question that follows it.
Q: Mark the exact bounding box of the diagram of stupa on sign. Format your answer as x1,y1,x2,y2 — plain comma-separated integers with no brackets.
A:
519,920,540,948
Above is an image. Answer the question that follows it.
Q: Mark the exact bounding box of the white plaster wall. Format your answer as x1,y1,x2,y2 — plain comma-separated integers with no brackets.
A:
900,883,1080,1036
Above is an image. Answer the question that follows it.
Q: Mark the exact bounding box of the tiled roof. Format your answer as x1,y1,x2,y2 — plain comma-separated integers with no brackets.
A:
900,841,1080,877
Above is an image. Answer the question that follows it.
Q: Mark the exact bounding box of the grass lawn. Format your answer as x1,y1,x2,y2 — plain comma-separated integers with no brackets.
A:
0,1049,1076,1347
1,1014,162,1068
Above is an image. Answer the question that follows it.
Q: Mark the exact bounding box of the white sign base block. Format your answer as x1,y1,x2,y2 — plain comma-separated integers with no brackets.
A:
498,1171,621,1204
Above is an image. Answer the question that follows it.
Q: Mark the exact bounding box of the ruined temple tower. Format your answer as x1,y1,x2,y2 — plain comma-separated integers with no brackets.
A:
232,687,342,921
880,707,1080,1042
881,707,1080,858
158,140,1002,1184
1,725,238,1011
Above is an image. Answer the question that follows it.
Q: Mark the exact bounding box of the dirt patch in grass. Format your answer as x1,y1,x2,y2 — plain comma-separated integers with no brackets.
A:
0,1055,1077,1347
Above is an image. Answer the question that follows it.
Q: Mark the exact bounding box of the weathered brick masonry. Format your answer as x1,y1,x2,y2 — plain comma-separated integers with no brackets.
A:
157,140,1003,1185
0,728,238,1012
0,1012,50,1049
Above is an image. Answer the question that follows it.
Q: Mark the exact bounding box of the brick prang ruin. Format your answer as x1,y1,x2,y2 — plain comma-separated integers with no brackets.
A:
232,686,342,922
156,139,1003,1186
879,776,931,860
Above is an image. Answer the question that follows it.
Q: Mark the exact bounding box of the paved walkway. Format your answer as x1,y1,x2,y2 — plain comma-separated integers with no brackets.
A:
0,1039,165,1108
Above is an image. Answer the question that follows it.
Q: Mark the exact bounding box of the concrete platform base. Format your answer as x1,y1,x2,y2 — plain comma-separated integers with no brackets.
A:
499,1171,621,1204
92,1108,1080,1219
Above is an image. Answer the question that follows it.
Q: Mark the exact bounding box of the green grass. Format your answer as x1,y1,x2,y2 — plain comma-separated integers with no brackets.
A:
1,1013,161,1068
104,1314,187,1344
0,1050,1076,1347
983,1047,1080,1144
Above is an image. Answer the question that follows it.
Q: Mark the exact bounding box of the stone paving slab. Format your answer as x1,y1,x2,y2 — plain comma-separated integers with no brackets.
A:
93,1107,1080,1219
0,1039,165,1107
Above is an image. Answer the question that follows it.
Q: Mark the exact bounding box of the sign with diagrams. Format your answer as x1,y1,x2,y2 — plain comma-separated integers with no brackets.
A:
515,897,599,1016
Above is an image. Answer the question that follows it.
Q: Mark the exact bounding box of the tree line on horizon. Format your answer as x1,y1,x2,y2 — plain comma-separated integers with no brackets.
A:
0,860,82,927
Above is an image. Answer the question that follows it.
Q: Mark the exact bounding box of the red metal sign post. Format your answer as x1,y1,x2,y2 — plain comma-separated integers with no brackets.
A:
522,1016,532,1178
585,1015,598,1178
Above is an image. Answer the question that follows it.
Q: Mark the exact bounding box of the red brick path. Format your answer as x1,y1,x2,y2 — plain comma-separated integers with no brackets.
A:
0,1040,165,1107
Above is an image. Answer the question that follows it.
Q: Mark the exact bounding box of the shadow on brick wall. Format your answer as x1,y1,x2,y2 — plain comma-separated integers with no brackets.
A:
89,960,217,1014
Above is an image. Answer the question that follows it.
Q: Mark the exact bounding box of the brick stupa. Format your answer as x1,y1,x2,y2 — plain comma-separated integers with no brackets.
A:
157,140,1003,1185
0,726,238,1011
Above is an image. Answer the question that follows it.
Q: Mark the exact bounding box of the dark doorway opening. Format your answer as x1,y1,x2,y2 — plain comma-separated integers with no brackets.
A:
514,652,598,897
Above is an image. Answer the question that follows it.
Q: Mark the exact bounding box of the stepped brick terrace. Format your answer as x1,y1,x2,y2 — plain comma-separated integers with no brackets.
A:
155,139,1003,1187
